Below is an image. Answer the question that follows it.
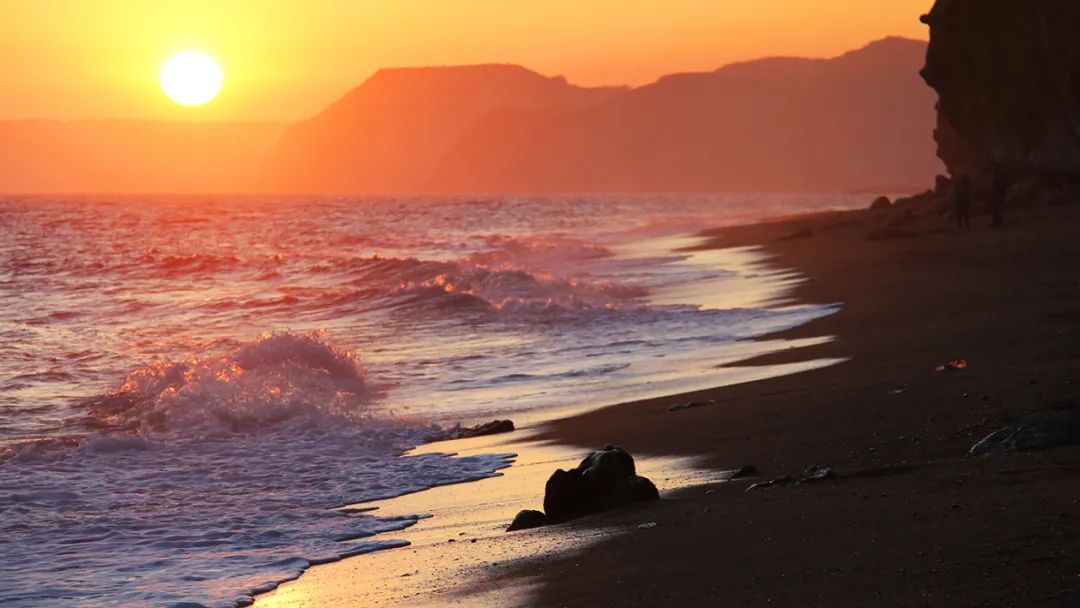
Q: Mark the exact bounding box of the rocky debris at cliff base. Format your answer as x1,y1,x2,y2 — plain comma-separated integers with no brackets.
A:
506,445,659,532
891,188,946,211
1007,177,1080,208
968,407,1080,458
870,196,892,211
745,464,837,492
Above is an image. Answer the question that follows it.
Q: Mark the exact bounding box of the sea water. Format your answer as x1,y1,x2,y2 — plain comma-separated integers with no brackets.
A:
0,194,859,607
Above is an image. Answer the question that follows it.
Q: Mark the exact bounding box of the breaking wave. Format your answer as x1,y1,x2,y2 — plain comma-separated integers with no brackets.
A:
82,332,369,435
0,332,513,608
0,193,865,607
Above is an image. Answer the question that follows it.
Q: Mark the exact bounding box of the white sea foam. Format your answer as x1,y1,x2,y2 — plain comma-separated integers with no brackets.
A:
1,333,512,607
93,331,369,435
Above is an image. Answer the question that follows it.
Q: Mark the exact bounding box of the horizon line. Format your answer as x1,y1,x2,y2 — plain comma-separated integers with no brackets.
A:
0,35,926,124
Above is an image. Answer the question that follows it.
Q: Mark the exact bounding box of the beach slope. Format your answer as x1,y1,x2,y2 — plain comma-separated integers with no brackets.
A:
507,201,1080,606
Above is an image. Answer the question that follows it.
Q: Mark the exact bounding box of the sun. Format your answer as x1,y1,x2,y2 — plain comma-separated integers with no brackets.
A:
160,51,223,107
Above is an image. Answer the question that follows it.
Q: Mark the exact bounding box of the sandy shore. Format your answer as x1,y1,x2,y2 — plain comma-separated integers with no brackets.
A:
258,199,1079,607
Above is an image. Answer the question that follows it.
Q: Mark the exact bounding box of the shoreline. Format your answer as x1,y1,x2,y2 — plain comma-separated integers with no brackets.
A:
257,199,1080,607
507,200,1080,606
254,215,844,607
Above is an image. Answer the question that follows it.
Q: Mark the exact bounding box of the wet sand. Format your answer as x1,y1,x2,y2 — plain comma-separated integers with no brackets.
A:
254,230,830,607
259,199,1079,607
512,200,1080,607
255,435,722,607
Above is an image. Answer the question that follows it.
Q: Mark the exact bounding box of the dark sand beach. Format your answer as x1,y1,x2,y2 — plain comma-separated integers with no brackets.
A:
257,199,1079,607
509,201,1080,606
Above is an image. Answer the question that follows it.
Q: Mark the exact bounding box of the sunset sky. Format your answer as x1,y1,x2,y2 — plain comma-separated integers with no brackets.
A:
1,0,931,122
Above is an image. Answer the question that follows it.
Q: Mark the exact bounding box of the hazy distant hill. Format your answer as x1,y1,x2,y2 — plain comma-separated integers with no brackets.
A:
266,65,624,193
0,120,283,194
426,37,941,193
268,37,939,195
0,38,940,195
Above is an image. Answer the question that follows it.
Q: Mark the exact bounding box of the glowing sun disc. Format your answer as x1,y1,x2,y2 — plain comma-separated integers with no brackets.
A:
160,51,223,106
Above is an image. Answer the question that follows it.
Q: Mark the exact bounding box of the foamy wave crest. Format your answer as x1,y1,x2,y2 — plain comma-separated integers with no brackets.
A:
2,330,514,607
134,249,245,276
393,265,646,313
314,234,647,316
84,331,369,434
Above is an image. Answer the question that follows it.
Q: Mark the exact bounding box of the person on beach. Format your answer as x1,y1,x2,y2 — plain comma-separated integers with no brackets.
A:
990,165,1008,229
953,175,973,229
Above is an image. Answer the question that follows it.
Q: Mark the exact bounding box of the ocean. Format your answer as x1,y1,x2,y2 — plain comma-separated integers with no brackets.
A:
0,194,861,607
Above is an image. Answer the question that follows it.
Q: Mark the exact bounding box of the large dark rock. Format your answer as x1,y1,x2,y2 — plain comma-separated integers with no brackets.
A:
543,444,659,523
920,1,1080,190
506,445,659,531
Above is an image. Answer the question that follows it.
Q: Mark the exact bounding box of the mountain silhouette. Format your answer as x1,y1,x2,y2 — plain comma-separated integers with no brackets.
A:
424,37,941,193
0,38,940,195
267,65,624,193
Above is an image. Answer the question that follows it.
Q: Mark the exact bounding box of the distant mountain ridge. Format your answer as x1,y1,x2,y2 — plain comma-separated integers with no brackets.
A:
0,38,941,195
424,37,941,193
266,64,625,193
273,37,941,194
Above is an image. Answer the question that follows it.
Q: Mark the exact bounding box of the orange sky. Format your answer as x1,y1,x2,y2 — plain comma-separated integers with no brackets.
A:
0,0,932,122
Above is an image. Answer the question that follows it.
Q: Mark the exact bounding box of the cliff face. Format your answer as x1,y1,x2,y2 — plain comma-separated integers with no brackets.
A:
921,0,1080,183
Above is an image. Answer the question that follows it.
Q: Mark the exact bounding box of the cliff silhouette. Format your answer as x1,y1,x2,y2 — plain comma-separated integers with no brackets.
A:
921,0,1080,204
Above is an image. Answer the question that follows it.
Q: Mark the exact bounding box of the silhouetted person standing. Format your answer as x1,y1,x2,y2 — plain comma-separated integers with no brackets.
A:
954,175,973,229
990,166,1007,228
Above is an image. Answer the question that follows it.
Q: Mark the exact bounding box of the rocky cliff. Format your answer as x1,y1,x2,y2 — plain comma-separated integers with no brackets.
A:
921,0,1080,190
